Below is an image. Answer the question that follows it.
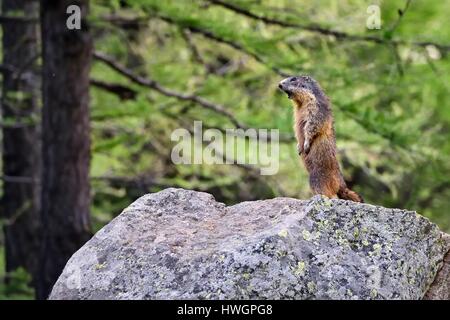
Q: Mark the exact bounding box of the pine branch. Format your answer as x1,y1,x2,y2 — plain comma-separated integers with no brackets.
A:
162,110,261,173
180,29,211,73
154,14,290,76
0,175,36,184
94,51,244,128
90,78,138,100
389,0,413,34
94,51,294,143
98,13,290,76
207,0,450,53
0,15,38,24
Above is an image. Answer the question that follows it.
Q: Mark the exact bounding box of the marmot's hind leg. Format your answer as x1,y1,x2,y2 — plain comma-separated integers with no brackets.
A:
310,175,339,199
311,179,339,199
338,186,364,203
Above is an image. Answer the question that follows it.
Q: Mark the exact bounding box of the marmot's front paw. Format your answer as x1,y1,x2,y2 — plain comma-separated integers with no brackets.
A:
297,143,303,155
303,141,311,154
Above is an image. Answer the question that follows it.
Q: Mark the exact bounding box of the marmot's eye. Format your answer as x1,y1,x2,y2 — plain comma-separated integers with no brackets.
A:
290,77,298,82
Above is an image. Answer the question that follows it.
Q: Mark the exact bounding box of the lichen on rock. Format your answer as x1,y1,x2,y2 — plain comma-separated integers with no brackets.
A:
49,188,450,300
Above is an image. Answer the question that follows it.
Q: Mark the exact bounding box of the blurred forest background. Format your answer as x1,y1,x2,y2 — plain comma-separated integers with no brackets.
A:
0,0,449,299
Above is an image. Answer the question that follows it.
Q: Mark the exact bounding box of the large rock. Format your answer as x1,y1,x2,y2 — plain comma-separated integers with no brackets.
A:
49,188,450,300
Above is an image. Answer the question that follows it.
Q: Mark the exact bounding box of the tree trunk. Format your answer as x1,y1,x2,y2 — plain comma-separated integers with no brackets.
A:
37,0,92,299
1,0,41,282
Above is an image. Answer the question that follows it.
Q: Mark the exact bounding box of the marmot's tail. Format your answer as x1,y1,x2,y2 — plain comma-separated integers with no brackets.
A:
338,186,364,203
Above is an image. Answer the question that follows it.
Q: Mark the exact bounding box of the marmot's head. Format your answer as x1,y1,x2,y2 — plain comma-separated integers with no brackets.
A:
278,75,324,105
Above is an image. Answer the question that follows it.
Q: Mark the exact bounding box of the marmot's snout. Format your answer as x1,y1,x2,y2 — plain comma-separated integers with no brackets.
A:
279,75,318,100
278,77,293,90
278,77,295,99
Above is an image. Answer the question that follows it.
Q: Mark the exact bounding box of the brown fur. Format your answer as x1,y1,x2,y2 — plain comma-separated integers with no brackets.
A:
291,90,363,202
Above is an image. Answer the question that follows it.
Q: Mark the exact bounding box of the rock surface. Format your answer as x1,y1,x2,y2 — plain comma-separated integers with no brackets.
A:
49,188,450,300
423,234,450,300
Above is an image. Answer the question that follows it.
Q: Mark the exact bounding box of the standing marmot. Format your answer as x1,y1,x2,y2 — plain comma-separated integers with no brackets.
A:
278,75,363,202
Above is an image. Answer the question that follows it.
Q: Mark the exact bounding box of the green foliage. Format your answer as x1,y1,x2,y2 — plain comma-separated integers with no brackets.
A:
0,248,34,300
85,0,450,232
2,1,449,296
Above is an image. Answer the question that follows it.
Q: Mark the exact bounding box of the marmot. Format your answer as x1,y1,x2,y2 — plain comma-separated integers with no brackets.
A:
278,75,363,202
